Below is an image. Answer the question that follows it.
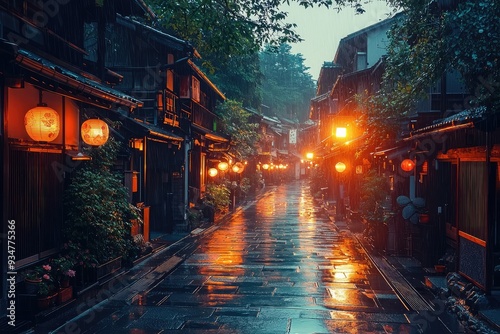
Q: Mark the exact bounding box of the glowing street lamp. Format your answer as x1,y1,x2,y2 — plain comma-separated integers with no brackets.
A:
208,168,218,177
335,127,347,138
306,152,314,160
335,162,347,173
218,161,229,171
232,162,244,174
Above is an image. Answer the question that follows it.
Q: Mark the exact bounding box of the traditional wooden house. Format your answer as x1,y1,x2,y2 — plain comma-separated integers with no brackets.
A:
99,13,200,236
314,11,499,293
391,107,500,292
0,0,149,310
0,0,230,317
310,16,399,211
175,59,229,210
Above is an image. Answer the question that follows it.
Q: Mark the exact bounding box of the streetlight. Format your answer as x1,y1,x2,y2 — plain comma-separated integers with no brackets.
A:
218,161,229,172
230,162,244,210
335,161,347,221
335,162,346,173
208,167,218,178
335,127,347,139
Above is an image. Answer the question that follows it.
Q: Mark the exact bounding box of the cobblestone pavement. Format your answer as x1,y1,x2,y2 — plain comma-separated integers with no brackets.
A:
32,180,469,333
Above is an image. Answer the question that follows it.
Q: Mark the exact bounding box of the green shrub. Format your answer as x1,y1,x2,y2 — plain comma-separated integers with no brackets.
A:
63,138,142,266
204,183,230,213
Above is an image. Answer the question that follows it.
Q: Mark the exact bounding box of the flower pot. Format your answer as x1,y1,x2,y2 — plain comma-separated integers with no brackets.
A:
37,293,57,310
57,286,73,304
83,256,122,283
24,278,41,294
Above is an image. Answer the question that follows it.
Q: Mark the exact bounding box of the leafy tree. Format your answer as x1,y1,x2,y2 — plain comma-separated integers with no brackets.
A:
355,0,500,157
207,52,263,109
260,44,316,122
216,99,261,162
146,0,367,64
382,0,500,115
145,0,366,110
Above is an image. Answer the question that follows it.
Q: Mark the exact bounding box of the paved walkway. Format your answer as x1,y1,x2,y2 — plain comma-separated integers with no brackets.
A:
11,181,500,333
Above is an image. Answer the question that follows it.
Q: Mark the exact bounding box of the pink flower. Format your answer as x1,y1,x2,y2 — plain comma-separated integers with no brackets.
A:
43,265,51,271
43,274,50,280
65,270,76,277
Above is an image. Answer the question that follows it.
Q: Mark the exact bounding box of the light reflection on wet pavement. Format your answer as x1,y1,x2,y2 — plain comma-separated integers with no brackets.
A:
50,180,456,333
126,181,414,333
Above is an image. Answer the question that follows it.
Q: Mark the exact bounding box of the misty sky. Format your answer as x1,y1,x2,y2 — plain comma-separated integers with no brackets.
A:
284,1,395,80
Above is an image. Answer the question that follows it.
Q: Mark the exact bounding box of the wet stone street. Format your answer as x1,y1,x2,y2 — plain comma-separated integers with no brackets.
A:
44,180,451,333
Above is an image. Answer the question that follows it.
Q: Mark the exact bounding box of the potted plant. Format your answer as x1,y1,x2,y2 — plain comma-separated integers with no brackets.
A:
63,138,142,284
25,264,58,309
51,256,76,288
204,183,231,214
23,268,43,294
37,277,57,310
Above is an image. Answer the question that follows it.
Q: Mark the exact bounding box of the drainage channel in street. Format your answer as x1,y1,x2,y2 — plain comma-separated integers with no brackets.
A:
355,236,435,312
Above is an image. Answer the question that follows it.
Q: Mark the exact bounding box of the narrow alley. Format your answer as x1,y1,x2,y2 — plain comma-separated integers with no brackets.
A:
34,181,465,333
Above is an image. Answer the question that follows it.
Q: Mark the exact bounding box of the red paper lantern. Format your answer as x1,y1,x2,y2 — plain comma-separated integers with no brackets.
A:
81,119,109,146
401,159,415,172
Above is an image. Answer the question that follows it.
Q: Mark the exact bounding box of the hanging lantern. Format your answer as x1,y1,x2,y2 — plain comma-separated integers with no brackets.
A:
24,104,60,142
335,162,346,173
232,162,244,174
208,168,218,177
81,119,109,146
218,161,229,171
401,159,415,172
262,163,270,170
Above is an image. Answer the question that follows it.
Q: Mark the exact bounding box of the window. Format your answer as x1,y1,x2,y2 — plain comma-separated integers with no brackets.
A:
166,54,174,90
179,76,189,98
458,161,487,240
192,76,200,102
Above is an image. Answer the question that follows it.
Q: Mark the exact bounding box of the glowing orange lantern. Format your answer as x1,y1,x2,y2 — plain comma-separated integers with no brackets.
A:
24,105,60,142
81,119,109,146
217,161,229,171
232,162,244,174
208,168,218,177
335,162,346,173
401,159,415,172
262,163,270,170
